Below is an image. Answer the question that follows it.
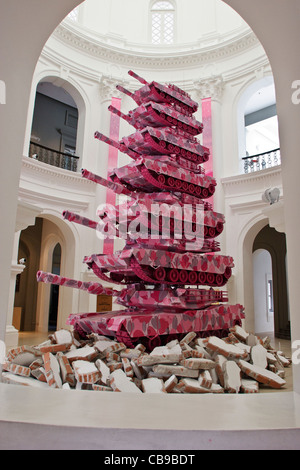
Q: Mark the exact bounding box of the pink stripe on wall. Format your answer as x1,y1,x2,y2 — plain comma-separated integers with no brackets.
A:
103,97,121,254
201,97,213,207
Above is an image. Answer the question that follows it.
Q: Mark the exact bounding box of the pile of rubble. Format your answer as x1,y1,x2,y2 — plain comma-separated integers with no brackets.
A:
1,325,291,394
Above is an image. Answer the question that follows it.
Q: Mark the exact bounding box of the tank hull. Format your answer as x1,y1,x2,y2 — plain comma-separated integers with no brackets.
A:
84,248,234,287
67,304,245,350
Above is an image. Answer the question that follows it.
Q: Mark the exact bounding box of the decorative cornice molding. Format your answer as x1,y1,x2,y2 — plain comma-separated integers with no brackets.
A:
194,76,225,102
221,166,282,189
53,23,260,70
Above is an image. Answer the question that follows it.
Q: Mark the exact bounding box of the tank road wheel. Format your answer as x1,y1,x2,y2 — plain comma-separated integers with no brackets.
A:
168,268,179,282
208,227,216,238
157,174,166,185
195,186,202,196
154,267,166,281
159,140,167,150
188,183,195,194
167,176,176,187
188,271,198,284
202,188,209,198
215,274,224,286
179,270,188,283
182,181,189,191
168,143,175,153
207,273,215,285
198,272,207,284
175,179,182,189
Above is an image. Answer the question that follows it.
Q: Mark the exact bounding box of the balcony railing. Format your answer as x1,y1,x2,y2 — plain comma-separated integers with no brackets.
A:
29,141,79,172
242,148,281,174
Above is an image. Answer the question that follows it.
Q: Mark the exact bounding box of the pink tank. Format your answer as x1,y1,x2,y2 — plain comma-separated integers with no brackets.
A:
36,70,245,349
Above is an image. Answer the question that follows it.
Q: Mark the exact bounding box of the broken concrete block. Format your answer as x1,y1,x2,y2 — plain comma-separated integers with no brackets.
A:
179,378,210,393
65,345,98,363
43,352,62,389
107,361,123,372
30,366,47,382
215,355,227,387
130,360,147,380
95,358,111,385
223,361,241,393
73,360,101,384
53,329,73,345
2,372,50,388
180,357,216,370
29,357,44,372
120,348,142,360
210,383,224,393
230,325,249,342
238,359,286,389
198,370,212,389
109,369,142,393
39,343,73,354
136,353,181,367
152,364,199,378
206,336,248,360
3,362,31,377
251,344,268,369
94,339,125,355
56,352,76,387
180,332,197,345
92,384,113,392
266,351,277,364
142,377,165,393
241,379,259,393
6,345,42,366
276,352,291,367
164,374,178,393
122,357,134,378
246,333,259,347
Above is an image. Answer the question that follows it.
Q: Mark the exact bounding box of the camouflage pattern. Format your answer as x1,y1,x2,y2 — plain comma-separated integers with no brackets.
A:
36,70,245,349
109,101,203,136
67,304,245,343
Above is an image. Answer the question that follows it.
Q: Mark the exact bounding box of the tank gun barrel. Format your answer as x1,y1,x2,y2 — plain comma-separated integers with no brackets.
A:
94,131,139,160
36,271,119,296
108,105,132,125
81,168,136,198
128,70,148,85
62,211,99,230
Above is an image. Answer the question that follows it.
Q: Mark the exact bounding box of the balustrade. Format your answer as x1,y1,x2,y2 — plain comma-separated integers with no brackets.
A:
29,142,79,172
242,148,280,173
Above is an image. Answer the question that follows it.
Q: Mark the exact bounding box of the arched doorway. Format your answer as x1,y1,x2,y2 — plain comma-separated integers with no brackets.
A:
253,248,274,335
48,243,61,331
253,224,290,339
14,218,43,332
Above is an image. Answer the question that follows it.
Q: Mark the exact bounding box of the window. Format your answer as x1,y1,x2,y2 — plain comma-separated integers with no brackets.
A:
68,7,79,22
151,1,175,45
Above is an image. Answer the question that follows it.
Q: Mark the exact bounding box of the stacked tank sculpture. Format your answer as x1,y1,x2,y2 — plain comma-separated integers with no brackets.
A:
37,70,244,350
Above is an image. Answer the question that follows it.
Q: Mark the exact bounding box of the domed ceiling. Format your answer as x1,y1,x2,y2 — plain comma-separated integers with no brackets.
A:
61,0,252,54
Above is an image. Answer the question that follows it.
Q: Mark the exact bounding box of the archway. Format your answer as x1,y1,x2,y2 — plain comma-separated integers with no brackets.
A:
27,74,87,171
48,243,62,331
253,224,290,339
253,248,274,335
236,75,279,173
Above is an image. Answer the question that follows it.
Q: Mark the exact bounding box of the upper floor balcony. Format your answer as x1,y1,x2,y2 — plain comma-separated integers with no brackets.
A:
29,141,79,173
242,148,281,174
